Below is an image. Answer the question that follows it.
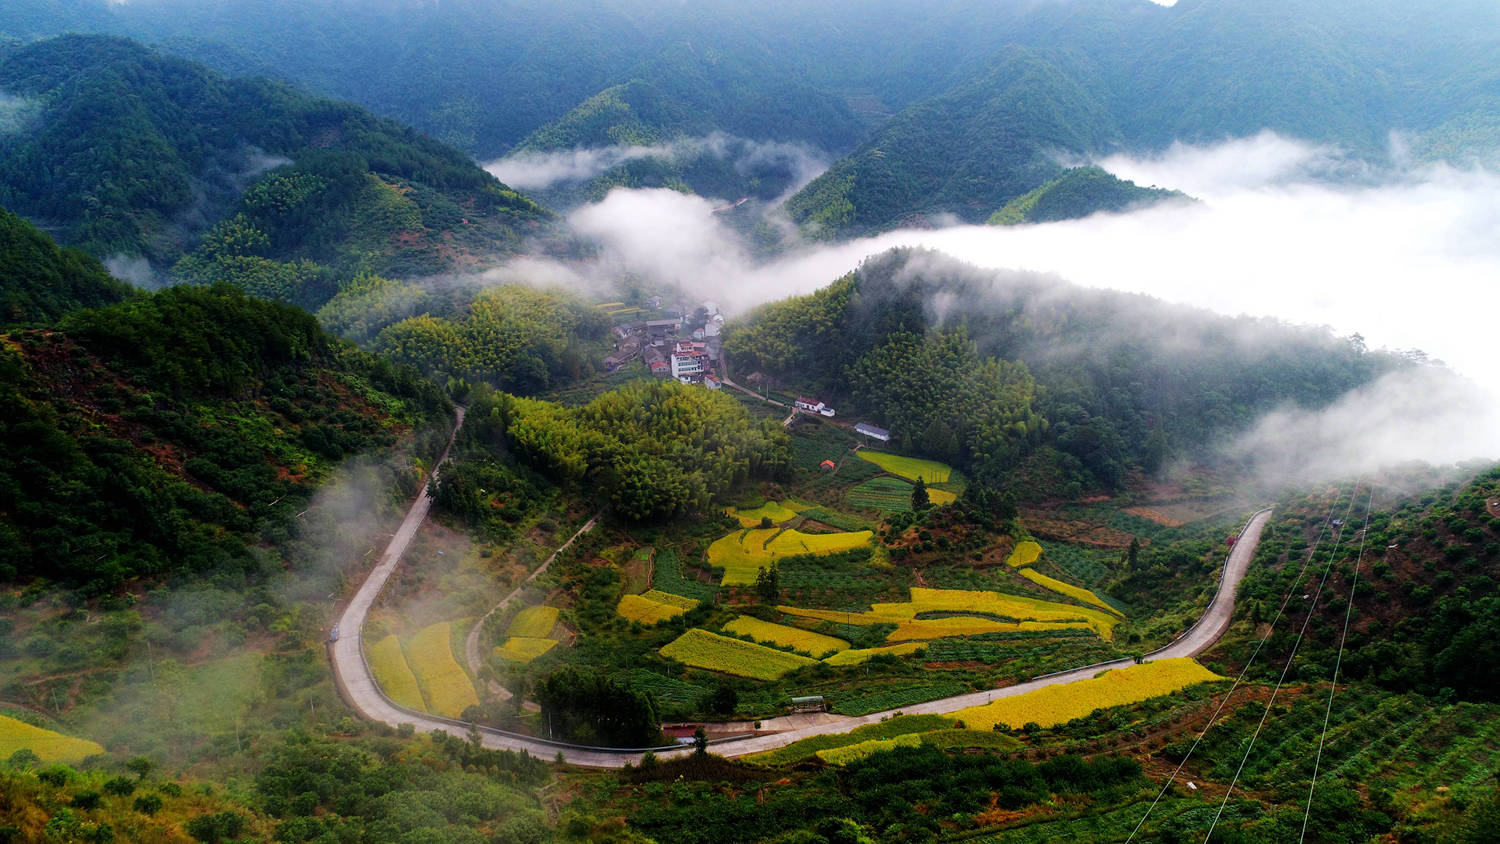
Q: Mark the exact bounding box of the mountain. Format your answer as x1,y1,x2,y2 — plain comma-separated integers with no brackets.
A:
987,166,1189,225
0,203,134,325
0,35,546,298
726,248,1403,492
0,271,449,590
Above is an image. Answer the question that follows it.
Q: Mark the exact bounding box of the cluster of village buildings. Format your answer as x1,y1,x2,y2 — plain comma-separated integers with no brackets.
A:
603,301,726,389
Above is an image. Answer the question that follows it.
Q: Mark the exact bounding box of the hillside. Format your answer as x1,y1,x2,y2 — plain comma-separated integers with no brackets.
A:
726,248,1404,492
0,281,449,589
988,166,1190,225
0,203,134,326
0,35,546,295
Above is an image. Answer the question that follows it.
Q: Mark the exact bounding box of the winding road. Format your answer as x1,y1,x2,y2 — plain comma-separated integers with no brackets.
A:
327,413,1273,768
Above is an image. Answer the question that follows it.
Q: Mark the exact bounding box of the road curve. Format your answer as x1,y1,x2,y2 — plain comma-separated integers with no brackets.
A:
330,446,1272,767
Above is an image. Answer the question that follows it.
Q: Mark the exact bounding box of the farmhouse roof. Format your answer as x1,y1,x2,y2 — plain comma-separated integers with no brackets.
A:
854,422,891,440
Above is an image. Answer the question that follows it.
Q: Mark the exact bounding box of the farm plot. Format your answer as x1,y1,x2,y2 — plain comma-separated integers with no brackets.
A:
847,477,916,511
728,500,806,527
778,587,1120,640
1018,569,1122,617
855,451,952,483
495,637,557,663
1004,540,1044,567
831,681,972,716
708,528,874,585
817,733,923,765
955,658,1223,730
0,714,104,764
368,635,426,711
722,616,848,658
405,622,480,718
651,548,716,602
659,629,817,680
822,642,924,666
893,588,1121,639
506,605,560,638
617,589,700,625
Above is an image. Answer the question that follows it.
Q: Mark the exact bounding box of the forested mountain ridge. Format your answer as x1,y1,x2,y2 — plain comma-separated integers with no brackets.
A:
0,203,135,325
0,34,546,295
727,249,1404,493
988,167,1189,226
0,277,450,590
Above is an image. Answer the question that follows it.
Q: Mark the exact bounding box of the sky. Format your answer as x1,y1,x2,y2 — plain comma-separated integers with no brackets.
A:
495,130,1500,476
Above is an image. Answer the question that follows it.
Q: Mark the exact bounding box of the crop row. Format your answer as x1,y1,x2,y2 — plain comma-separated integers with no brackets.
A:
615,669,707,709
659,629,817,680
1018,569,1123,617
830,681,973,716
650,548,717,602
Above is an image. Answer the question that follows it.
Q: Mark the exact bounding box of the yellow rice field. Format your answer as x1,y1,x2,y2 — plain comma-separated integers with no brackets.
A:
822,642,925,666
617,594,686,625
368,634,426,711
709,528,874,585
1004,540,1043,567
1019,569,1123,617
405,622,479,718
0,714,104,764
855,451,952,483
506,605,560,638
816,733,923,765
728,500,804,527
779,587,1119,640
955,659,1224,730
660,628,817,680
927,488,957,505
495,637,558,663
723,616,848,658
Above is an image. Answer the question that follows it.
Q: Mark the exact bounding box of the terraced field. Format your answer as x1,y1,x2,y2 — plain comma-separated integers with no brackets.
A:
617,590,699,624
368,634,425,710
405,622,479,717
855,451,952,482
955,659,1223,730
0,714,104,764
728,500,806,527
1004,540,1044,567
659,629,818,680
1018,569,1123,617
722,616,849,658
708,528,874,585
506,605,559,638
821,642,924,666
495,637,558,663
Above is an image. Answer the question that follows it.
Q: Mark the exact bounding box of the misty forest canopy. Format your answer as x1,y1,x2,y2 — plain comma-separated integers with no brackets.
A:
0,35,545,298
453,380,790,521
3,0,1496,232
727,249,1404,492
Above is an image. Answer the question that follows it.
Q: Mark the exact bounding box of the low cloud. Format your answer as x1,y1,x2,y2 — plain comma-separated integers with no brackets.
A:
104,254,161,288
506,131,1500,476
484,133,828,198
0,91,39,137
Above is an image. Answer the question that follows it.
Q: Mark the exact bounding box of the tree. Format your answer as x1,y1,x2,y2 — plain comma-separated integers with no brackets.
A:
912,477,930,510
755,563,780,604
707,683,738,716
692,726,709,756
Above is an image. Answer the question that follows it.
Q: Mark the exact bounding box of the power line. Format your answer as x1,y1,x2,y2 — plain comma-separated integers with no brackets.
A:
1202,486,1362,843
1299,485,1377,843
1124,494,1344,843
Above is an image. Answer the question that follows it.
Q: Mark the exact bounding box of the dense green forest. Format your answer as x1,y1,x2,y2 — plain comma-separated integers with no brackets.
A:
0,204,134,326
473,380,790,521
0,281,449,589
0,35,545,283
4,0,1496,230
988,167,1189,226
728,249,1403,493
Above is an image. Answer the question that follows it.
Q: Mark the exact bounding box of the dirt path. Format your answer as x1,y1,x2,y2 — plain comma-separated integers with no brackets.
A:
463,516,599,679
332,449,1273,769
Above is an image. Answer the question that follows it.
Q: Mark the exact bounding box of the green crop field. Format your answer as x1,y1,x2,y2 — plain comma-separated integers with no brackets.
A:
405,622,479,718
855,451,952,483
650,548,717,602
708,528,874,585
506,605,560,638
830,681,973,716
659,629,818,680
722,616,848,658
750,714,956,765
369,634,426,711
846,477,916,511
0,714,104,764
816,732,923,765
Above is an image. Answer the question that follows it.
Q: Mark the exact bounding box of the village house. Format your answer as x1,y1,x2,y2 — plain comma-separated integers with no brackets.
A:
643,345,670,377
854,422,891,442
670,340,710,381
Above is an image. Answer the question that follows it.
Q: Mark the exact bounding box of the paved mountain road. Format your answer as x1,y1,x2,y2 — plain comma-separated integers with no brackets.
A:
328,421,1273,767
